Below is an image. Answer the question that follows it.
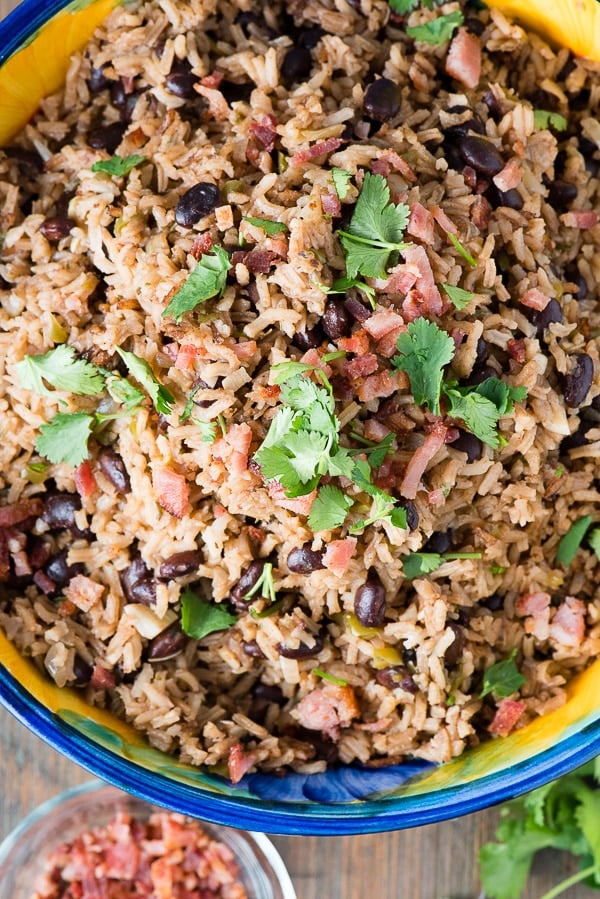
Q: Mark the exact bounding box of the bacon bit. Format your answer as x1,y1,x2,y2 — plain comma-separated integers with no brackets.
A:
250,114,278,151
493,159,522,192
408,202,435,244
561,210,598,230
550,596,586,648
212,422,253,477
344,353,379,380
322,192,341,216
213,503,227,517
296,684,360,740
300,348,325,368
10,550,30,578
200,71,224,89
400,245,443,315
227,742,257,784
363,419,391,442
190,232,214,259
290,137,343,168
520,287,550,311
471,194,492,230
265,235,288,259
65,574,105,612
488,699,526,737
376,326,406,358
90,665,116,689
58,598,77,617
194,84,229,120
74,461,96,500
384,262,420,295
401,422,448,499
430,205,458,236
33,570,56,595
445,28,481,90
338,329,370,356
174,343,200,371
363,308,405,340
268,482,317,516
322,537,357,576
232,340,257,361
153,467,190,519
516,592,551,617
372,150,417,183
507,338,526,364
242,248,278,273
450,327,465,351
358,370,407,402
0,499,43,528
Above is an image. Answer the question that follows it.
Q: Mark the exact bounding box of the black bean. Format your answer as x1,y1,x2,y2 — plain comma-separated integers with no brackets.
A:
443,622,465,669
293,324,324,351
110,80,127,110
230,560,265,607
444,117,485,141
343,295,371,323
548,180,578,209
322,300,351,340
6,146,44,177
286,545,325,574
147,623,187,661
402,646,417,667
88,121,127,153
462,364,497,387
482,593,504,611
490,186,523,211
482,89,503,120
242,640,266,659
375,666,418,693
451,429,483,462
529,297,563,336
475,337,488,367
564,264,587,301
120,557,157,605
159,549,202,580
458,135,504,177
281,47,312,86
220,80,253,104
354,570,386,628
298,27,323,50
98,448,131,494
44,549,85,588
72,655,92,687
88,66,110,93
166,70,198,99
464,16,485,36
398,498,419,532
277,634,324,659
252,682,285,704
42,494,91,539
422,531,452,554
363,77,401,123
39,217,74,241
174,182,221,227
563,354,594,408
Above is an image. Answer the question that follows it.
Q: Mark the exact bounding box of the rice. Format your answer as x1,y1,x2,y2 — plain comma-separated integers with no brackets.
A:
0,0,599,781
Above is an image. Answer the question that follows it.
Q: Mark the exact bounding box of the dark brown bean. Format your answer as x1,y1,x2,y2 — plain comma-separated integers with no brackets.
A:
88,65,110,93
482,593,504,611
45,549,85,588
529,297,563,336
363,77,401,123
464,15,485,36
286,544,325,574
443,622,465,669
88,121,127,153
344,295,371,322
293,325,324,351
483,89,504,120
6,146,44,176
563,353,594,408
175,182,221,228
166,71,198,99
120,557,157,605
42,494,91,539
281,47,312,86
488,185,523,211
72,655,93,687
548,180,578,209
354,570,386,628
242,640,266,659
159,549,202,580
277,634,324,659
147,623,188,661
298,27,323,50
402,646,417,667
322,300,351,340
252,682,285,704
230,560,265,608
398,499,419,532
375,666,418,694
110,80,127,109
98,448,131,494
459,135,504,177
422,531,452,554
39,217,74,241
451,429,483,462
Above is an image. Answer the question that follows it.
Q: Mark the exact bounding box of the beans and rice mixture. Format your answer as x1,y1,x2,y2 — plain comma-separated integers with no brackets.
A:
0,0,599,781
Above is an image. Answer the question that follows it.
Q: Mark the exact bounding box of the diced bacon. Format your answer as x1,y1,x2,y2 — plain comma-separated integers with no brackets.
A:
445,28,481,90
200,71,224,89
520,287,550,311
161,342,178,363
408,202,435,243
550,596,586,648
300,348,322,367
338,329,370,356
357,370,407,402
322,537,357,576
488,699,526,737
376,325,406,358
190,232,213,259
12,551,31,578
344,353,379,380
268,481,317,515
265,235,289,259
232,339,257,360
507,338,526,363
90,664,116,689
174,343,200,371
33,570,56,595
227,742,257,784
153,467,190,519
296,684,360,740
371,150,417,182
242,247,278,273
430,205,458,236
105,840,140,879
400,245,443,315
515,591,551,617
0,499,43,528
401,422,448,499
322,192,341,216
250,114,278,151
383,263,420,296
363,419,391,443
450,327,465,351
493,159,522,192
363,309,405,340
194,84,229,120
65,574,105,612
291,137,343,167
402,289,428,322
561,210,598,229
74,461,96,500
212,422,253,477
151,856,174,898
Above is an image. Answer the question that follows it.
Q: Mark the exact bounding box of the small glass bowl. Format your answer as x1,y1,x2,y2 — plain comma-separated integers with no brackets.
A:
0,780,296,899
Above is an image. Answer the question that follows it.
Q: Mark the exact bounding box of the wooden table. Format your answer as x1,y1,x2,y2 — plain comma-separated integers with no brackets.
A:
0,1,596,895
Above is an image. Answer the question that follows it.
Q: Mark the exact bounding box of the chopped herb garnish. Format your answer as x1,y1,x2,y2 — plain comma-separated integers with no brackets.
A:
180,383,203,423
444,387,502,449
480,648,526,699
242,215,288,235
331,167,352,200
313,668,348,686
588,528,600,561
308,484,354,532
350,459,407,533
249,598,285,619
349,431,395,469
406,10,464,44
243,562,277,604
401,551,482,579
115,348,174,416
35,412,95,467
162,246,231,322
392,318,455,416
555,515,594,566
91,154,146,176
217,413,227,438
104,374,146,412
194,420,218,444
15,345,105,397
338,172,410,280
533,109,568,132
329,274,377,309
490,564,507,576
388,0,420,12
443,283,475,310
180,589,237,640
448,231,478,266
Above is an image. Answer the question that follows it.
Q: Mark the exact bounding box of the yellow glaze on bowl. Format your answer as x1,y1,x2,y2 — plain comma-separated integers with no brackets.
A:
486,0,600,62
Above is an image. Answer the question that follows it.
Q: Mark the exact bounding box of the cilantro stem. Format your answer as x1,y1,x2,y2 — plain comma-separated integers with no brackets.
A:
448,232,477,267
444,552,482,561
338,230,410,252
217,413,227,437
538,864,597,899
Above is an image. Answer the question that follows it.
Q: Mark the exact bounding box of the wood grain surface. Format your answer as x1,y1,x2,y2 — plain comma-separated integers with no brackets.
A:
0,1,596,896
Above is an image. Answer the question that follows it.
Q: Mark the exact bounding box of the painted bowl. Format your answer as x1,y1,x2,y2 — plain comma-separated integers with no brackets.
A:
1,0,600,836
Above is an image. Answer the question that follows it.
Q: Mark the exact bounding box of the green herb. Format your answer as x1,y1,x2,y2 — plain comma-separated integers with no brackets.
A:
162,246,231,322
349,431,395,468
242,215,288,235
533,109,568,132
115,348,174,415
350,458,407,533
313,668,348,686
491,564,507,576
194,420,218,444
338,172,410,280
35,412,95,467
588,528,600,561
480,648,526,699
328,274,377,309
242,562,277,604
555,515,594,566
448,231,477,266
179,383,203,423
249,598,285,619
388,0,420,12
91,154,146,176
217,413,227,438
479,759,600,899
331,167,352,200
444,387,502,449
104,373,146,412
392,318,455,416
406,10,463,44
308,484,354,532
15,345,105,397
401,551,482,579
180,589,237,640
554,464,566,479
443,283,474,310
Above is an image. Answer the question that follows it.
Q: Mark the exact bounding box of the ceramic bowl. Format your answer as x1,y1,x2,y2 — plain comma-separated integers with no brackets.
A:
1,0,600,836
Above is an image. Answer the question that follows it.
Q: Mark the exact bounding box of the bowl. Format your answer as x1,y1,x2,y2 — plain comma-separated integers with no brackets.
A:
0,780,297,898
1,0,600,836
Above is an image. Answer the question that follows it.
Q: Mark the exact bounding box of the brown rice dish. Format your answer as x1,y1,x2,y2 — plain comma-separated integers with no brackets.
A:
0,0,599,781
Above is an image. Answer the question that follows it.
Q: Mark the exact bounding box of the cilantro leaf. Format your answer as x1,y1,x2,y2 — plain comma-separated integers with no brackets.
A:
243,215,288,235
162,246,231,322
480,648,526,698
15,345,105,397
588,528,600,561
388,0,419,12
330,274,377,308
479,829,557,899
556,515,594,566
91,154,146,176
349,431,395,469
534,109,568,132
475,378,527,415
194,420,218,443
270,361,315,385
406,10,464,44
445,388,500,448
443,283,474,310
331,167,352,200
180,589,236,640
350,459,407,533
308,485,353,532
392,318,455,415
105,374,145,412
401,552,444,578
35,412,95,467
448,231,477,266
115,348,174,415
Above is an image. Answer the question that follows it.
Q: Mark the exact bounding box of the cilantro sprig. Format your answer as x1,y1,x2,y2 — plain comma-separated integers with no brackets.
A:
242,215,288,235
401,550,482,578
555,515,594,567
480,648,526,699
350,459,407,533
180,589,237,640
332,167,352,200
115,348,174,415
443,283,474,310
35,412,96,467
243,562,277,605
91,154,146,176
162,246,231,322
406,10,464,45
533,109,568,132
308,485,354,532
15,345,105,397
